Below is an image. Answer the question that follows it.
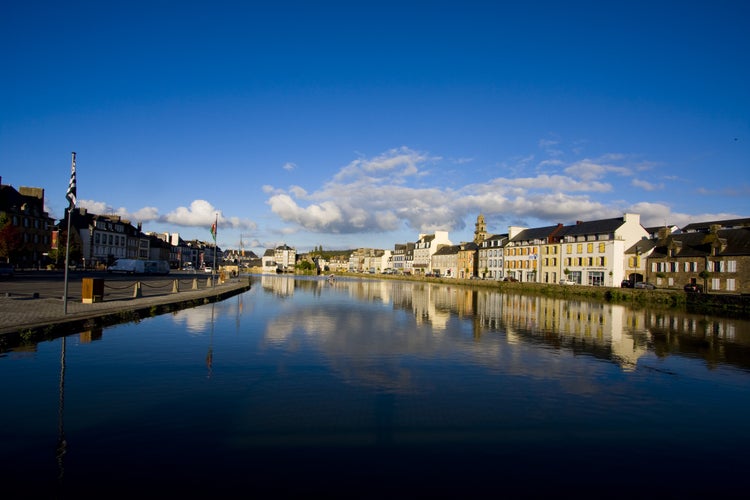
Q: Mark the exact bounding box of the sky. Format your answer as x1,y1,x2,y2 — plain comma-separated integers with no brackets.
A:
2,1,749,255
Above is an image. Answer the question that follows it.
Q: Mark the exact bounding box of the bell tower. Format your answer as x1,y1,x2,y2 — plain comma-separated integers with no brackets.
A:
474,214,488,244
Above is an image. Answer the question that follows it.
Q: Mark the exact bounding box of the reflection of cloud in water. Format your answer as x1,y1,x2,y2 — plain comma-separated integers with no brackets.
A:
264,304,443,393
171,306,216,334
257,277,750,396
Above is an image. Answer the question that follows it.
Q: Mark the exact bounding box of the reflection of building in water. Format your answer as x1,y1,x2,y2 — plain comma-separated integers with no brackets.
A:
475,291,649,370
79,327,103,344
390,282,450,330
256,276,750,371
638,310,750,369
261,274,295,296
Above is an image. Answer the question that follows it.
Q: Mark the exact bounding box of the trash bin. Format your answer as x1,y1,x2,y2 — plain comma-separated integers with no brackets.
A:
82,277,104,303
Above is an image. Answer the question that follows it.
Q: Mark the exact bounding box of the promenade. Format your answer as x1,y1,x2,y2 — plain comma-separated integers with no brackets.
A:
0,271,251,341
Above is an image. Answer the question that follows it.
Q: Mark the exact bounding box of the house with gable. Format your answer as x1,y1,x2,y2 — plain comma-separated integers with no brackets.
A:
559,213,648,286
505,224,565,283
431,244,459,277
647,219,750,293
478,233,508,280
413,230,451,275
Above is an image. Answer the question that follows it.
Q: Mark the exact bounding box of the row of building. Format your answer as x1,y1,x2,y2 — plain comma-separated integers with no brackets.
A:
281,213,749,295
0,180,233,271
2,178,749,293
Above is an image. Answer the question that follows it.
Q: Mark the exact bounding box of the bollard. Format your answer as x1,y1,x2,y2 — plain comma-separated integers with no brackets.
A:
192,278,198,290
172,279,179,293
133,281,142,298
206,276,212,288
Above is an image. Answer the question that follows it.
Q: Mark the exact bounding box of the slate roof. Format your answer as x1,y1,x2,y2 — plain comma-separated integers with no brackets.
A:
680,217,750,233
650,227,750,258
560,216,626,237
509,224,564,244
434,244,460,256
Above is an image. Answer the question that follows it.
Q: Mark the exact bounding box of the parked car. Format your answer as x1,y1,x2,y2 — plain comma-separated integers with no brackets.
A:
620,279,634,288
634,281,655,290
0,262,14,278
559,278,576,285
684,283,703,293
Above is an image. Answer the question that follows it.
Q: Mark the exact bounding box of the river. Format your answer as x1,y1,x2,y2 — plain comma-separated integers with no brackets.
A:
1,274,748,498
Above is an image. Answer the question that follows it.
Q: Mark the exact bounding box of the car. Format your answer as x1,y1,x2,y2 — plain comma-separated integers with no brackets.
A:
684,283,703,293
620,279,634,288
634,281,655,290
559,278,576,285
0,262,14,278
204,266,213,273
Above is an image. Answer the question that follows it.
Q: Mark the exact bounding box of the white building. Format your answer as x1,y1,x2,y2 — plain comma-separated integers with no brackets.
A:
413,231,451,275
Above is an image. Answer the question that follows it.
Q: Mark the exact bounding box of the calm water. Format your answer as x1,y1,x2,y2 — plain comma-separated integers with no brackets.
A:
2,274,749,498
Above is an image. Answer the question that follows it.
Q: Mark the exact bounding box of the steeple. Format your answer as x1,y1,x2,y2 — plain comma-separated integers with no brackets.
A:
474,214,488,244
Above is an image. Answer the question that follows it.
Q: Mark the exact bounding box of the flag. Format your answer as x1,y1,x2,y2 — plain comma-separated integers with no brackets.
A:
210,216,217,242
66,153,77,210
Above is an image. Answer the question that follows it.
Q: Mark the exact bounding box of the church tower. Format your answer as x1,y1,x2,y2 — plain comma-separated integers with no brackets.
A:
474,214,488,244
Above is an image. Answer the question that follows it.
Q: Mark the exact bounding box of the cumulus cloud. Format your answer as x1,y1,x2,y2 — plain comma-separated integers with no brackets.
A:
77,198,255,232
283,162,296,171
263,143,713,239
163,199,256,230
631,178,663,191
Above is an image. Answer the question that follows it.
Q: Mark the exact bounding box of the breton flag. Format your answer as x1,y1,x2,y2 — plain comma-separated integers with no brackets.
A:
210,215,217,242
66,152,77,210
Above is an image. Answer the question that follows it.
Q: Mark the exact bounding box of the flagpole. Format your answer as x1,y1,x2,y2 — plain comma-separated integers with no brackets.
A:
212,213,218,288
63,152,76,314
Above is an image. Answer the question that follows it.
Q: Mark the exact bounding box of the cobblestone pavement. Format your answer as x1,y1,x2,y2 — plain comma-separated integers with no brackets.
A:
0,274,251,336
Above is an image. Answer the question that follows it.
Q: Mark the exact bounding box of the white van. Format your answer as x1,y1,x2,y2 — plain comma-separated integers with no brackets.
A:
107,259,144,274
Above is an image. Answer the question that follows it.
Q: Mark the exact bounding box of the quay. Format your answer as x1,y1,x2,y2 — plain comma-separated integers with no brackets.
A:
0,271,251,347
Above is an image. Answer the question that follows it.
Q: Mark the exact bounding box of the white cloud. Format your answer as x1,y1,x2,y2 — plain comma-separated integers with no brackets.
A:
161,200,256,230
283,162,296,171
163,200,218,226
131,206,160,222
262,145,720,239
631,178,663,191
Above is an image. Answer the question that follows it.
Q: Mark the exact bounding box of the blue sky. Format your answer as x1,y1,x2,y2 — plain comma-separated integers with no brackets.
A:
2,1,748,254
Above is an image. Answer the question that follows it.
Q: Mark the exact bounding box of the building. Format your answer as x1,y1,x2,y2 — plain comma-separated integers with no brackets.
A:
431,244,459,277
478,233,508,280
456,241,479,279
648,223,750,293
58,208,142,270
505,224,565,283
413,231,451,275
0,180,54,268
559,213,648,287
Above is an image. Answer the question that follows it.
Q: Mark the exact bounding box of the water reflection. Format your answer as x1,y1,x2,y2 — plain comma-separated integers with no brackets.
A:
257,275,750,373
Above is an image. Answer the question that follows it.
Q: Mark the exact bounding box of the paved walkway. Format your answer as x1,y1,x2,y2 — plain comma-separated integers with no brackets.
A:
0,276,251,337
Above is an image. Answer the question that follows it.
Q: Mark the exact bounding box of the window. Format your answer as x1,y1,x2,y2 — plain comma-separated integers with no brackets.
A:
726,260,737,272
567,244,572,254
577,243,583,253
727,279,736,291
587,243,593,253
711,278,720,291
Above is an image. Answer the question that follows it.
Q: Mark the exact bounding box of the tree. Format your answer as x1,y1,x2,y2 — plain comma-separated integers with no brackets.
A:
0,214,22,263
